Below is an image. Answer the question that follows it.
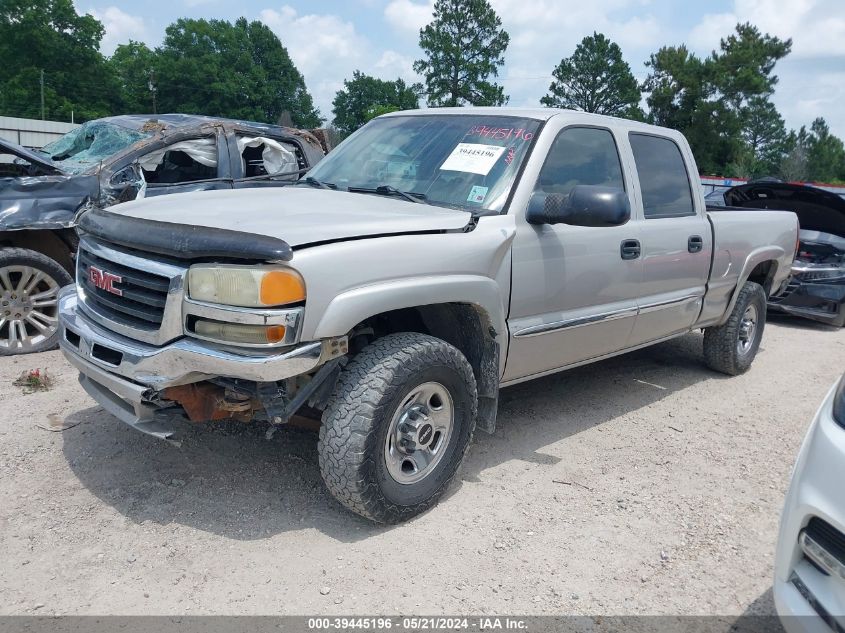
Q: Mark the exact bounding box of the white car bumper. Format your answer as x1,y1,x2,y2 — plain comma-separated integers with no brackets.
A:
775,376,845,633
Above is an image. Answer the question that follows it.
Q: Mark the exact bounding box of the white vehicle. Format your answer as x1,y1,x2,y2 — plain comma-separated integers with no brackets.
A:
775,373,845,631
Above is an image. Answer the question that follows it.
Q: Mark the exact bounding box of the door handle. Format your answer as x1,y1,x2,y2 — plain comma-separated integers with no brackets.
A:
688,235,703,253
620,239,641,260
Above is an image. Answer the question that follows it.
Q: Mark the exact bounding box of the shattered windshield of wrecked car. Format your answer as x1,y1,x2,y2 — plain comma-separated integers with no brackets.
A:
41,120,153,174
305,115,542,213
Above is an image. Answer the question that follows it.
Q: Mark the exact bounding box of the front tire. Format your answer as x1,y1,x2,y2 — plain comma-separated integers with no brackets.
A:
318,332,477,523
703,281,767,375
0,248,71,356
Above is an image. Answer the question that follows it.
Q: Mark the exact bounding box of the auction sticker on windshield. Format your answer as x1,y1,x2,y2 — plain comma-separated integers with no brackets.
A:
440,143,506,175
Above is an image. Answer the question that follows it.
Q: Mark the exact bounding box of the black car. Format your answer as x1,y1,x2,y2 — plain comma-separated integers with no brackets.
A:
714,182,845,327
0,114,326,354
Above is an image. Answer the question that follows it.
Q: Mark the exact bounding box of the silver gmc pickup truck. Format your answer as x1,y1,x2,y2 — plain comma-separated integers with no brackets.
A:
57,108,799,522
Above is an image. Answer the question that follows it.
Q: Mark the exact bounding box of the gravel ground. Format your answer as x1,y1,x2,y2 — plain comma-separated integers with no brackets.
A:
0,315,842,616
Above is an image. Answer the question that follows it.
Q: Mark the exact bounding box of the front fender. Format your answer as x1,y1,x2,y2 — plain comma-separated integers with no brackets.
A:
312,274,507,349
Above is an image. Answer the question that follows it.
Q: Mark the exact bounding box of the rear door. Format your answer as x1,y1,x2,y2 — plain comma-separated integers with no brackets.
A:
625,133,712,346
230,132,306,190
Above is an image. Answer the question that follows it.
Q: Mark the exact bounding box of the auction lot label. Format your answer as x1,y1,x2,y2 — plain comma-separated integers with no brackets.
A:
440,143,506,175
0,615,805,633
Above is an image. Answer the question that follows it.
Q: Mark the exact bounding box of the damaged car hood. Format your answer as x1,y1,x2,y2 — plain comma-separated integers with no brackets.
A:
724,182,845,238
99,187,473,249
0,137,98,230
0,137,65,175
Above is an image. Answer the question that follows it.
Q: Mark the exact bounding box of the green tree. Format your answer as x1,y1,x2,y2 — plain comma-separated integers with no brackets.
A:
540,32,642,119
332,71,418,135
806,118,845,182
154,18,322,127
644,45,731,173
109,41,158,113
413,0,509,106
735,96,788,177
643,23,791,175
0,0,121,121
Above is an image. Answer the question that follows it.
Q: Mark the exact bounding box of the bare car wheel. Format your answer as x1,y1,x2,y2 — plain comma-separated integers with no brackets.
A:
318,332,477,523
0,248,71,356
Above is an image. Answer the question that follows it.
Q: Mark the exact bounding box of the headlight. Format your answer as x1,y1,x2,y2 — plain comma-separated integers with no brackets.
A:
187,265,305,307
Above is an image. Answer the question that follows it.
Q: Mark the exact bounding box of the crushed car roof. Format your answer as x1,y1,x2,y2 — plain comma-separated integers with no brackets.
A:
98,114,298,134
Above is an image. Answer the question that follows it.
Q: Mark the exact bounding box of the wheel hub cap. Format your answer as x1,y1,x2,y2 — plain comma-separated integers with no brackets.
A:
0,265,60,351
738,304,758,354
384,382,454,485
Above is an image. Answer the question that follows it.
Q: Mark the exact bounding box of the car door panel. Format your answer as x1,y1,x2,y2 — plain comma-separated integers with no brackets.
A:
625,133,711,346
505,125,642,382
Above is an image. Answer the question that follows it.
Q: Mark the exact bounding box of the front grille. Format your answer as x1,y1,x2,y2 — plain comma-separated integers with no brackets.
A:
78,247,171,330
805,517,845,568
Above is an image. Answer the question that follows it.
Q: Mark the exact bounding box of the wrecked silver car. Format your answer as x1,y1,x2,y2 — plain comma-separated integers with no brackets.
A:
0,114,325,355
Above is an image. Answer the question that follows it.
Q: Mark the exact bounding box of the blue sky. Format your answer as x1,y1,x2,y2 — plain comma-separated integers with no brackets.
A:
83,0,845,138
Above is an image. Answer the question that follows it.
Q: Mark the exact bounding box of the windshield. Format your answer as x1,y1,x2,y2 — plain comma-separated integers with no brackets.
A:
41,120,153,174
307,114,542,212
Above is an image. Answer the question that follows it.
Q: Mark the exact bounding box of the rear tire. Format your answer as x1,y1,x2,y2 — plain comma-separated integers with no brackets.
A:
0,248,71,356
704,281,767,375
318,332,477,523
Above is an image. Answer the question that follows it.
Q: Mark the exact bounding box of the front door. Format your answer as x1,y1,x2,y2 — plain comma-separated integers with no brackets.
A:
505,126,642,382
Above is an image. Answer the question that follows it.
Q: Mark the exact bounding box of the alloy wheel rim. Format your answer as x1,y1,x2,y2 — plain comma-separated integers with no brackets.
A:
384,381,454,485
737,304,758,355
0,266,60,351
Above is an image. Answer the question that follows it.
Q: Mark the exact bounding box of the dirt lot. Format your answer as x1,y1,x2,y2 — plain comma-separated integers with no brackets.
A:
0,316,842,616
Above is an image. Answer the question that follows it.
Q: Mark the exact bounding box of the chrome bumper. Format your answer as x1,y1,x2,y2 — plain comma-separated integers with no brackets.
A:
58,287,337,439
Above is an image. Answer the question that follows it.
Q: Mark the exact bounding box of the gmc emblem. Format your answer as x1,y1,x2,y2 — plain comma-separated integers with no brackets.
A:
88,266,123,296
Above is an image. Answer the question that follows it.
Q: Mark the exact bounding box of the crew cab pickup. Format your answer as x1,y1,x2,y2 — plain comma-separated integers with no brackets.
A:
58,108,799,523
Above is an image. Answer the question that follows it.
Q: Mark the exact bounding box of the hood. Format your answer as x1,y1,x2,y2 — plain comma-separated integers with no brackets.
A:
0,137,65,175
723,182,845,238
105,186,472,248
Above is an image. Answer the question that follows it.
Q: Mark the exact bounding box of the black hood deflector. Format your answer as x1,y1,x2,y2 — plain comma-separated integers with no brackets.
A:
78,207,293,262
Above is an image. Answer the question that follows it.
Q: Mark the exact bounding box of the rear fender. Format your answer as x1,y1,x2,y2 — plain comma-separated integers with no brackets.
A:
717,246,788,326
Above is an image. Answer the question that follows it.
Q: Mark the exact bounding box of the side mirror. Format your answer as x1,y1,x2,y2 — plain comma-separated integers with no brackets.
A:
526,185,631,227
105,162,145,203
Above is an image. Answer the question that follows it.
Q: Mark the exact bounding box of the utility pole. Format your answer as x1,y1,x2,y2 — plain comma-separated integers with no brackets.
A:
40,69,45,120
148,69,157,114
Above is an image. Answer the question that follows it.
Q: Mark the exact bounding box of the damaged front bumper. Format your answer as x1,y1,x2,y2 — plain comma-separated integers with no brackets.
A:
58,287,336,439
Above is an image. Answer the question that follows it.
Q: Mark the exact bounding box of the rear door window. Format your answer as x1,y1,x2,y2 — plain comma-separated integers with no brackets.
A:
236,135,299,178
629,133,695,218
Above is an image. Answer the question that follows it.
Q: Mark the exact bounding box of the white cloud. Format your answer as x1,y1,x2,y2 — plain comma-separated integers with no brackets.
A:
689,0,845,58
260,6,422,121
374,50,417,79
260,6,368,78
88,6,147,56
384,0,434,35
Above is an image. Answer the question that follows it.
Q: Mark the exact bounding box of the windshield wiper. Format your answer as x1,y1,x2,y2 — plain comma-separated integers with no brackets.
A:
240,167,311,183
348,184,424,204
293,176,337,189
